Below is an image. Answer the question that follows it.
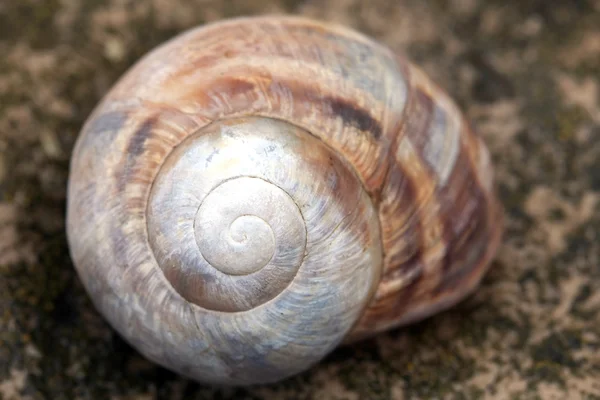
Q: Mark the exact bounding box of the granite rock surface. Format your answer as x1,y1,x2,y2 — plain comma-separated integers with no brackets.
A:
1,0,600,399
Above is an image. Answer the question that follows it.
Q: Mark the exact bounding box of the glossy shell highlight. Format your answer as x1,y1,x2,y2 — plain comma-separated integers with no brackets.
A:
66,16,503,385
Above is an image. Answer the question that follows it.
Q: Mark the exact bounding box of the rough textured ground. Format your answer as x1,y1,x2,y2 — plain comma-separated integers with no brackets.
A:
1,0,600,399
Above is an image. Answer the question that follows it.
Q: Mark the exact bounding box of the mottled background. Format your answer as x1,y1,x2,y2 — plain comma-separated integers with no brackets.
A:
1,0,600,399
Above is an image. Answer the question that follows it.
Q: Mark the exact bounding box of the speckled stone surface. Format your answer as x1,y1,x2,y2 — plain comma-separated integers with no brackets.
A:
1,1,600,399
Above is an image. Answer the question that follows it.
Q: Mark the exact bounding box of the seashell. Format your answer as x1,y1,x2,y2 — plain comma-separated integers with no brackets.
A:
66,16,503,385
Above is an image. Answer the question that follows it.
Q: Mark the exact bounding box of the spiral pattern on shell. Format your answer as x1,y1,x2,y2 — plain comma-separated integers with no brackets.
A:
146,116,381,317
66,16,503,385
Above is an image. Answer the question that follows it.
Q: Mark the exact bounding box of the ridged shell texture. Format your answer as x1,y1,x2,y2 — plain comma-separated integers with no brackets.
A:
66,16,503,385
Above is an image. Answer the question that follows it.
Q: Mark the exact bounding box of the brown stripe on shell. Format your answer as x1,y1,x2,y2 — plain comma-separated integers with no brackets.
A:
377,164,423,278
168,69,395,192
116,116,156,192
372,160,425,312
347,138,447,339
432,116,503,292
346,61,501,341
437,151,487,263
354,114,502,338
401,64,463,187
392,63,465,278
198,75,384,140
403,65,498,292
434,151,493,293
347,63,452,339
128,118,155,156
114,109,205,195
326,95,383,140
388,67,450,292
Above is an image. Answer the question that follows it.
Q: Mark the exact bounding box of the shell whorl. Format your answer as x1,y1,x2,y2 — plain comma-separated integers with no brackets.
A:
66,16,503,385
146,117,381,316
193,177,298,277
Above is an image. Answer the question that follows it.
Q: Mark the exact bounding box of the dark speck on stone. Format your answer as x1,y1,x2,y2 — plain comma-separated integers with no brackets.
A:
467,51,515,103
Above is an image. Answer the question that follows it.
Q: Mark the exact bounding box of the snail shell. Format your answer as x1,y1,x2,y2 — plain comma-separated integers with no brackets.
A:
66,16,503,385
